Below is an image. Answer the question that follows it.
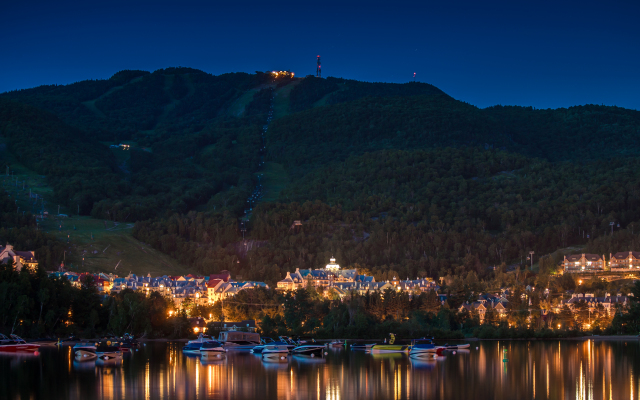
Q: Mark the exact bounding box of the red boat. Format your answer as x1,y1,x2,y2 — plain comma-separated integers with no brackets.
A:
0,334,40,353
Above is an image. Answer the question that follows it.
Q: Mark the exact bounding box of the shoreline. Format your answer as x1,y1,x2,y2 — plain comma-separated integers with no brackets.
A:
135,335,639,343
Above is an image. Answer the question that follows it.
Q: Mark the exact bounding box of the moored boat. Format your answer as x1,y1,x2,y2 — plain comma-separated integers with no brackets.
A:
218,331,261,350
409,338,439,357
0,334,40,353
27,338,58,346
370,333,410,354
350,343,375,351
75,349,98,361
73,342,97,351
95,345,123,360
370,344,411,353
200,341,226,359
251,337,275,354
262,345,289,361
442,343,470,350
291,344,325,357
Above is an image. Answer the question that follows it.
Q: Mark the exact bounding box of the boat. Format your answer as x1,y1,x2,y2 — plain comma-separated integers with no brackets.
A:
73,342,97,351
276,336,297,351
200,341,226,359
95,345,123,360
330,340,345,347
27,338,58,346
370,333,411,354
182,333,216,354
113,334,139,352
262,345,289,361
251,337,275,354
291,344,325,357
371,344,411,353
188,333,213,345
0,334,40,353
409,338,438,357
75,349,98,361
182,341,214,354
350,343,375,351
218,331,261,350
441,343,470,350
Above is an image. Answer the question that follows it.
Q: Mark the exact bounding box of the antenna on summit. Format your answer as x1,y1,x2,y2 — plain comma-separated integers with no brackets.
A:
316,55,322,78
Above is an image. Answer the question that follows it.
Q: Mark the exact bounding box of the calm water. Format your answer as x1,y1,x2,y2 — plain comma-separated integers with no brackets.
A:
1,340,640,399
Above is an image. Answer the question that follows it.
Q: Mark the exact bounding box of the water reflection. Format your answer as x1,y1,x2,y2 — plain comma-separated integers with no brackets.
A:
1,340,639,399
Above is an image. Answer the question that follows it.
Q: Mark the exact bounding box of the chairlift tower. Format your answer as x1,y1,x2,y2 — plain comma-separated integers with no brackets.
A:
316,55,321,78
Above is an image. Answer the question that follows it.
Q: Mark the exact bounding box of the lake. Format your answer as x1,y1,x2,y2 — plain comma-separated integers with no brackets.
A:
1,339,639,399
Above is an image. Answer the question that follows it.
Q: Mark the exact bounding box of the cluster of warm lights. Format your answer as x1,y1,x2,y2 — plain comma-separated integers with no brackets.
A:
271,71,294,78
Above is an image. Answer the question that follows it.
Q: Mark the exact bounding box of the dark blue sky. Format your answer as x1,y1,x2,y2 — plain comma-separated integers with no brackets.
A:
1,0,638,109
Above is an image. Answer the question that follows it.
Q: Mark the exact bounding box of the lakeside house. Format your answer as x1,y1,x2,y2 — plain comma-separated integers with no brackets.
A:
0,244,38,272
609,251,640,271
562,254,605,273
459,294,508,321
559,292,632,314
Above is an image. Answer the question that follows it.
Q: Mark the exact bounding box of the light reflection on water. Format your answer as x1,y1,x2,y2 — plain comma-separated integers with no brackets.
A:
0,340,639,399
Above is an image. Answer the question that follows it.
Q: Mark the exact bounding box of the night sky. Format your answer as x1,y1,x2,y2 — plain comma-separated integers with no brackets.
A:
2,0,638,109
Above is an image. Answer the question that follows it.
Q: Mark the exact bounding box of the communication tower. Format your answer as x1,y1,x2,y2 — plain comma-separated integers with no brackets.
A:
316,55,321,78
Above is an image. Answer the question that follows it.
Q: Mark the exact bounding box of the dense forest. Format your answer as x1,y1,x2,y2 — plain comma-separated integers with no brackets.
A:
2,71,640,285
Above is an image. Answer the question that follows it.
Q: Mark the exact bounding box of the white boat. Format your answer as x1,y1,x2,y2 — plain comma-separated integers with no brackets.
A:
73,342,97,351
251,337,276,354
218,331,261,350
75,349,98,361
442,343,470,350
262,345,289,360
200,341,226,359
76,345,122,361
188,333,213,345
291,344,325,357
95,345,123,360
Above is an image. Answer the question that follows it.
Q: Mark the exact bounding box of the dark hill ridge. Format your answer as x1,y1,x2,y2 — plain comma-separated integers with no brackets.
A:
1,69,267,141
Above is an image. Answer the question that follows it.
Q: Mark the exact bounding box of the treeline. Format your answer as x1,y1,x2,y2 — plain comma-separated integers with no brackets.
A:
268,92,640,177
215,279,638,339
0,262,184,338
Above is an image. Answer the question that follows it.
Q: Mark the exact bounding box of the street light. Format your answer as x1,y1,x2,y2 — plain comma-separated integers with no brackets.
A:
529,251,534,268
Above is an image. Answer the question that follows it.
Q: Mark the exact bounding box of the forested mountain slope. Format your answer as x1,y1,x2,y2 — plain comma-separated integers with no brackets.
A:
3,70,640,282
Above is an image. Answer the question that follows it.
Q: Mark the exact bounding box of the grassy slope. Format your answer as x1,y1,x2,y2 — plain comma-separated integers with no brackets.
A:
1,150,188,276
81,76,145,119
40,216,190,276
272,80,300,119
259,162,290,202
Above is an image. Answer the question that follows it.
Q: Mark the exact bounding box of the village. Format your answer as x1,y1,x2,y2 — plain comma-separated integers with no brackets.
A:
2,241,637,332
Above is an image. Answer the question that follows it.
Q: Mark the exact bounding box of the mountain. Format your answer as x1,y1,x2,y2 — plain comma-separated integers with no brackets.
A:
2,70,640,282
